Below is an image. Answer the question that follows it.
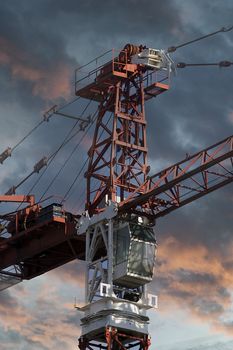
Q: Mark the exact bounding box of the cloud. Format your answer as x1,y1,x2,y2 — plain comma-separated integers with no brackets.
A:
0,275,82,349
0,36,74,104
0,2,78,110
0,290,32,333
152,236,233,335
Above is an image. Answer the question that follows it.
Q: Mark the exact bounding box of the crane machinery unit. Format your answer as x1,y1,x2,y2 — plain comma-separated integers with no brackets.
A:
0,26,233,349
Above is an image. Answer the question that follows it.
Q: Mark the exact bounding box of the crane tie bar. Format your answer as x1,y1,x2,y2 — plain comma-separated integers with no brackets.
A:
177,61,233,68
168,25,233,53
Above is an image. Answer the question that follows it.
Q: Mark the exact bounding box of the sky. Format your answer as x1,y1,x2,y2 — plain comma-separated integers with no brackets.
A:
0,0,233,349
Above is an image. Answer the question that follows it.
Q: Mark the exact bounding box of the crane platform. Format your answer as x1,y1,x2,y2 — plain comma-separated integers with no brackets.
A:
0,204,85,286
75,48,170,104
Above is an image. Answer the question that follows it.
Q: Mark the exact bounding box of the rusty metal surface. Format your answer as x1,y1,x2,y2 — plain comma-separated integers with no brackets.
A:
79,326,150,350
0,194,35,206
84,61,169,215
0,216,85,280
85,76,149,215
120,135,233,218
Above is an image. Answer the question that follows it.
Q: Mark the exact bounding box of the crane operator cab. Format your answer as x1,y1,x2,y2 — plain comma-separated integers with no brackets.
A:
113,221,157,294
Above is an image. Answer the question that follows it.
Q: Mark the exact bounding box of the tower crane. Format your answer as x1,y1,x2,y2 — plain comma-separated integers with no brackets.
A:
0,26,233,349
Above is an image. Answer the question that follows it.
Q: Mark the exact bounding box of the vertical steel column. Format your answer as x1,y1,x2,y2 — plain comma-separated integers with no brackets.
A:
85,228,90,304
107,219,113,288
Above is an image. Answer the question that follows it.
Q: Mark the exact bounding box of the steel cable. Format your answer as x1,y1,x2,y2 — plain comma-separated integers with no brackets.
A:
61,112,113,211
3,96,82,159
39,106,98,202
11,120,44,152
14,99,94,211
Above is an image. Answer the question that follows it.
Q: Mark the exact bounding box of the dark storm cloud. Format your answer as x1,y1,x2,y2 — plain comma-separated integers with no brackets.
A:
193,298,224,315
0,290,18,309
153,268,228,303
175,268,217,285
139,1,233,169
43,0,181,41
0,1,77,110
157,183,233,253
223,260,233,271
0,329,48,350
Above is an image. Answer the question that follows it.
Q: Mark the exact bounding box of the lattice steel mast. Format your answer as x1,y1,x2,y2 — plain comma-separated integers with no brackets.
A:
75,44,174,350
74,29,233,349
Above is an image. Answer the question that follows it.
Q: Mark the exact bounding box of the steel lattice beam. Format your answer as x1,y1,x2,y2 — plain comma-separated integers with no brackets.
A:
120,135,233,218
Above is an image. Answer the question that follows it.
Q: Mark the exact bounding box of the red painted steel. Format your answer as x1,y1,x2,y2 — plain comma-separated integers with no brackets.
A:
0,215,85,279
0,203,85,281
85,76,149,215
75,46,170,215
78,327,151,350
0,194,35,206
120,134,233,218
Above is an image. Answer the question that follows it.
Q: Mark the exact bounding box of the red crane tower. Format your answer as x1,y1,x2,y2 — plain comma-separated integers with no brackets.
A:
0,26,233,349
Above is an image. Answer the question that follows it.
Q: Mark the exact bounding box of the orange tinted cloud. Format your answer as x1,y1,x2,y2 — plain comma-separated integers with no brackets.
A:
31,62,72,101
0,36,73,102
0,279,81,349
49,260,86,288
155,235,233,336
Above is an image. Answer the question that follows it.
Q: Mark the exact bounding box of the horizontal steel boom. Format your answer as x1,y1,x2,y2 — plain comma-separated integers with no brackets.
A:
120,135,233,218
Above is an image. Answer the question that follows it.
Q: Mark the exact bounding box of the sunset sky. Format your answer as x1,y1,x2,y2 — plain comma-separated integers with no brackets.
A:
0,1,233,349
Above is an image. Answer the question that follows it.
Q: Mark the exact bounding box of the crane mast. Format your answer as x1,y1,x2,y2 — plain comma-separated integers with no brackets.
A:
77,44,170,216
86,75,148,214
75,44,167,350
